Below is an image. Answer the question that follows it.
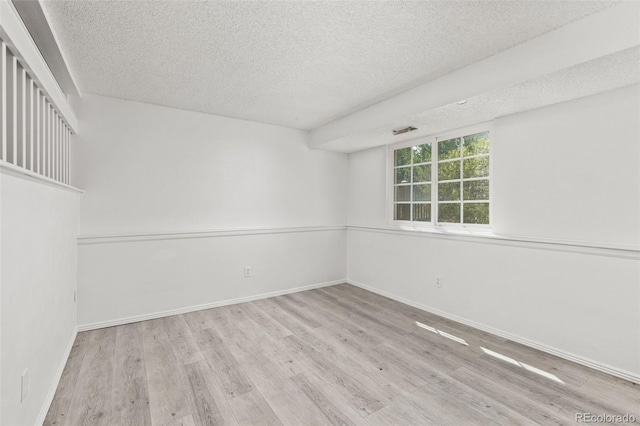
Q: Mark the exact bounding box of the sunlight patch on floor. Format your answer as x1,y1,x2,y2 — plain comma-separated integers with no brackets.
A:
480,346,565,384
415,321,469,346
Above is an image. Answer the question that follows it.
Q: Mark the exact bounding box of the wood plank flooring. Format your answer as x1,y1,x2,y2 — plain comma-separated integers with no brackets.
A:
45,284,640,425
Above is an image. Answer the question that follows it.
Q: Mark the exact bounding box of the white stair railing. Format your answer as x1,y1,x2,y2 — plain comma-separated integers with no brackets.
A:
1,38,73,185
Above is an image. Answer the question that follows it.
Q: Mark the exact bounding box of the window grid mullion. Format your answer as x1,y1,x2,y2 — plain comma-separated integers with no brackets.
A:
440,200,492,204
461,176,489,183
460,137,464,224
433,140,438,224
410,147,414,221
461,153,489,160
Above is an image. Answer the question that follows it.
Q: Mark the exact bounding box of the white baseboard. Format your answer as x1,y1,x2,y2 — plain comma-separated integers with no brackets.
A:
35,327,78,426
78,279,345,332
346,278,640,385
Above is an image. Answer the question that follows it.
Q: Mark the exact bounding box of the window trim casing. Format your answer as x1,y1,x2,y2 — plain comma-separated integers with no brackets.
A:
387,122,493,230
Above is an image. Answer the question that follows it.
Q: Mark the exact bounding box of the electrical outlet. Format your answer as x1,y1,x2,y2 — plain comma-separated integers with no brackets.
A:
73,290,77,303
436,277,442,288
244,266,252,278
21,369,29,403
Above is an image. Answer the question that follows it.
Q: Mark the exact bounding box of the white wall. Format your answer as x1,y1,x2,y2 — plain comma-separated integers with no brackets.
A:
347,85,640,379
0,172,79,426
78,230,345,328
75,95,348,327
74,95,347,235
492,85,639,248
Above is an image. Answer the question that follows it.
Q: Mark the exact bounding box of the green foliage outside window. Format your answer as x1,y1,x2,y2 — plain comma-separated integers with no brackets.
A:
393,130,490,225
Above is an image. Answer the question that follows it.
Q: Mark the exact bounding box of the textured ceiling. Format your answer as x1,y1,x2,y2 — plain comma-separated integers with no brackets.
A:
41,0,617,130
322,47,640,152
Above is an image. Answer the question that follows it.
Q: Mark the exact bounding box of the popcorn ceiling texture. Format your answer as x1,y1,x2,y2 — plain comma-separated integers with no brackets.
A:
322,47,640,153
41,0,616,130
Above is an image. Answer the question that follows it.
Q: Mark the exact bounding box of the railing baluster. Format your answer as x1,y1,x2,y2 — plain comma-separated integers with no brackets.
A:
58,115,62,182
42,93,46,176
42,99,46,176
46,103,50,177
61,119,64,183
21,68,27,169
0,38,75,184
50,104,53,179
1,42,6,162
63,124,67,184
49,104,53,178
44,97,51,177
67,127,70,184
29,78,34,171
12,56,17,164
54,113,58,182
35,87,39,173
63,123,67,184
39,91,44,175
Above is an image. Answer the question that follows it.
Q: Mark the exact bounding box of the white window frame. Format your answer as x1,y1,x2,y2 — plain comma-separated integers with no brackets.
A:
387,122,493,230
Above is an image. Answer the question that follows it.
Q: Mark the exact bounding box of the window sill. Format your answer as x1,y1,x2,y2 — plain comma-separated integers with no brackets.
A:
392,222,493,237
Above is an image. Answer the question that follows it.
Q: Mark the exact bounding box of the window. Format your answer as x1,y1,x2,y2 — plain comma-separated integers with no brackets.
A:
391,127,490,226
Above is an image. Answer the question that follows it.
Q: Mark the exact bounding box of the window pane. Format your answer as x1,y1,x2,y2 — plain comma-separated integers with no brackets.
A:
463,156,489,178
438,137,461,160
413,204,431,222
438,160,460,181
463,179,489,200
438,181,460,201
463,132,490,156
413,164,431,183
394,185,411,202
395,147,411,167
392,130,489,226
395,167,411,184
439,203,461,223
394,204,411,221
413,184,431,202
413,143,431,163
463,203,489,224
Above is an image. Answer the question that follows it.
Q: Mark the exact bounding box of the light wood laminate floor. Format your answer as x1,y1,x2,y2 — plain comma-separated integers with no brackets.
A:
45,284,639,425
